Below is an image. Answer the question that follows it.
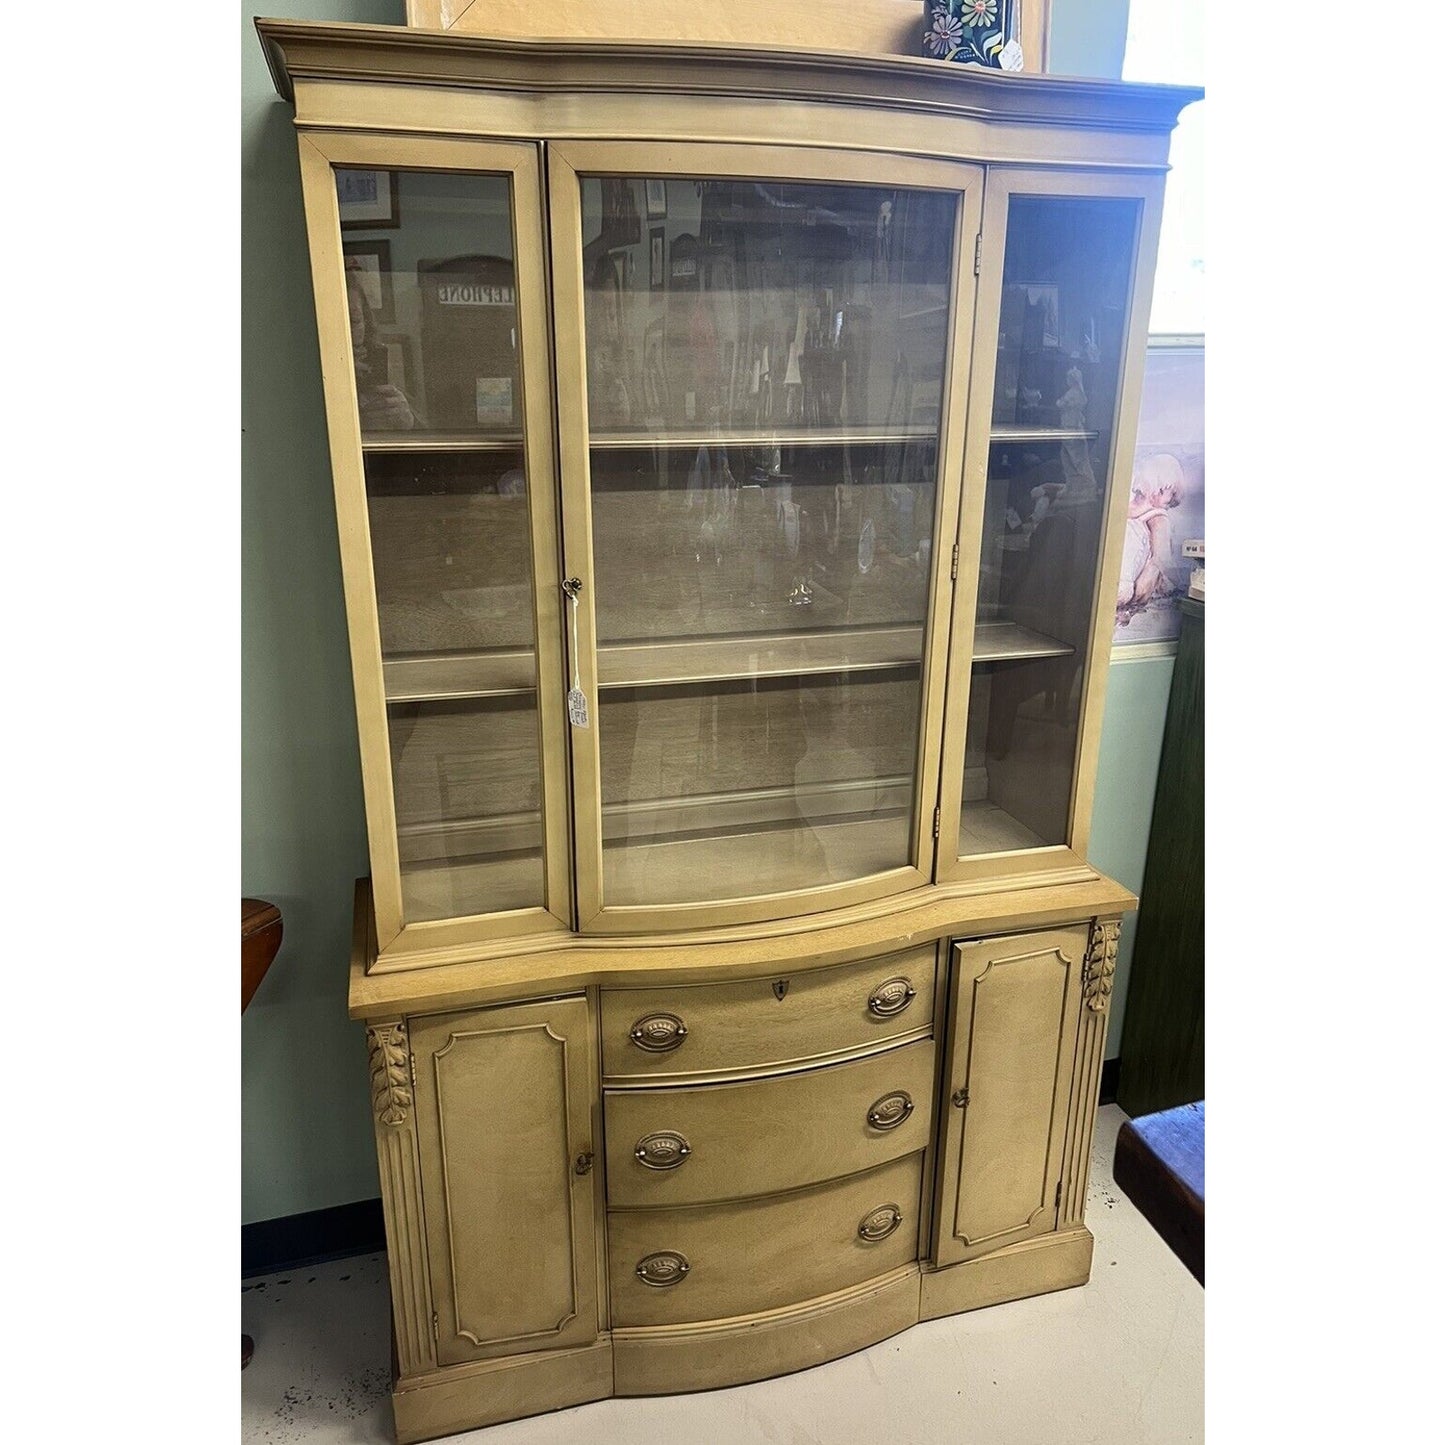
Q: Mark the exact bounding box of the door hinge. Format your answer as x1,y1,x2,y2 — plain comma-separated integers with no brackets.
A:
431,1311,439,1340
950,543,959,581
1055,1181,1064,1209
973,233,982,276
932,806,941,840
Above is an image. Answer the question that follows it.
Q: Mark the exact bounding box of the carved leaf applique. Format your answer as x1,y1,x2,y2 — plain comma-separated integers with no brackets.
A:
369,1024,412,1126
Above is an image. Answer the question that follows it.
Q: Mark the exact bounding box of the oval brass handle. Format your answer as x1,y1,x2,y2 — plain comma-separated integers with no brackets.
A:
866,1091,914,1131
635,1251,690,1287
858,1204,903,1242
629,1012,688,1053
634,1131,692,1170
867,977,917,1018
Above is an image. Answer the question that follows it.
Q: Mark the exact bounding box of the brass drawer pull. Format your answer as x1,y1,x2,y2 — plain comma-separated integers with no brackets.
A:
634,1131,692,1170
629,1012,688,1053
867,977,917,1018
858,1204,903,1242
866,1091,914,1131
635,1251,690,1287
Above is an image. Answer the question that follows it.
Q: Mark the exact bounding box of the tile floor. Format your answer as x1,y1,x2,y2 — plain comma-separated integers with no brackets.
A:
241,1105,1202,1445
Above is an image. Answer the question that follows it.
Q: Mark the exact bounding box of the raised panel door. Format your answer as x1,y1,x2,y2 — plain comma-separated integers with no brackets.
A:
934,925,1086,1267
410,996,600,1365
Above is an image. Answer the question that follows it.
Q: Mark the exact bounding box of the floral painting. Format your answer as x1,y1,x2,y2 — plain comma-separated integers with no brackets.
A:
923,1,1021,70
1113,341,1205,645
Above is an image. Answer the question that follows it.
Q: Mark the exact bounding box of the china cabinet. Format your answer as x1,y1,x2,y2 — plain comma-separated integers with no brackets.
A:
257,16,1198,1441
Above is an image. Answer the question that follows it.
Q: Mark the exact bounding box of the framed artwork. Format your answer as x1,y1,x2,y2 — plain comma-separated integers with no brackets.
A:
336,168,400,228
1113,336,1205,646
645,178,668,218
342,241,395,323
649,227,666,291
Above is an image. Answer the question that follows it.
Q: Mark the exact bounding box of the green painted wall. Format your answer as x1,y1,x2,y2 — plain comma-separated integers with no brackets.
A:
241,2,400,1224
1086,651,1176,1056
240,0,1156,1225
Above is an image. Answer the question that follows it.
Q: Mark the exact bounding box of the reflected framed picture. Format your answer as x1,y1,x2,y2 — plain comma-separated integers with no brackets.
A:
336,168,400,229
1113,336,1205,647
645,178,668,218
649,227,666,291
342,240,395,324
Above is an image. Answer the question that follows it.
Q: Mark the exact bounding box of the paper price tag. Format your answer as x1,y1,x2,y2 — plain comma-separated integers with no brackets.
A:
567,686,590,728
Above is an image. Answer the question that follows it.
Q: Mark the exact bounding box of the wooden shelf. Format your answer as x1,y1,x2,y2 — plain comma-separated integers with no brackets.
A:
598,625,923,690
385,650,536,702
589,425,939,451
972,621,1074,662
363,430,525,452
383,627,925,702
603,811,912,908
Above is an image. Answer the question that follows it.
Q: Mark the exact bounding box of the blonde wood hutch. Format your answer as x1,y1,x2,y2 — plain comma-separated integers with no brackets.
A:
257,17,1198,1441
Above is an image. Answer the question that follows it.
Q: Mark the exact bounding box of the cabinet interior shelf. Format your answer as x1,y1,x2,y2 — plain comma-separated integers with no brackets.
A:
589,425,939,451
382,619,1069,703
363,431,524,452
972,620,1075,662
988,426,1100,444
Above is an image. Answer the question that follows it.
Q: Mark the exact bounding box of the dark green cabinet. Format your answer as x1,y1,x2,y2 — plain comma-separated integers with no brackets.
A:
1117,598,1204,1116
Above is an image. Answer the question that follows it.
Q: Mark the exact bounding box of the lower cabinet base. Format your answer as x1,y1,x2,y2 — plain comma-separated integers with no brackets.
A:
613,1263,921,1395
919,1226,1095,1321
391,1338,614,1445
389,1234,1098,1439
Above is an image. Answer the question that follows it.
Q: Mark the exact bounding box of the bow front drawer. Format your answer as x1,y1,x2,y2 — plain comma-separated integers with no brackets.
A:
600,946,937,1083
605,1038,935,1207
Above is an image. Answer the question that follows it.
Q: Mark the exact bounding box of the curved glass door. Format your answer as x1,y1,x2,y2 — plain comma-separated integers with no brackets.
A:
554,153,979,923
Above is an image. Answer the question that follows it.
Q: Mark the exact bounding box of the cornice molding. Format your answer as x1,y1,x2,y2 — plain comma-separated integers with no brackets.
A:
255,19,1200,134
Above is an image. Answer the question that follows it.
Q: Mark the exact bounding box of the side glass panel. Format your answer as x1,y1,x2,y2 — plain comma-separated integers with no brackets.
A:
961,195,1141,855
578,176,956,907
336,168,544,922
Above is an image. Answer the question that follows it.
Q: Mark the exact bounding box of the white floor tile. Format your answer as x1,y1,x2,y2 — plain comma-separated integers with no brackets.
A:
242,1106,1202,1444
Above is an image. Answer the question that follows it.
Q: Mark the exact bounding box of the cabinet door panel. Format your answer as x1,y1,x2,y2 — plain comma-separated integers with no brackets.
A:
934,926,1085,1267
411,997,599,1364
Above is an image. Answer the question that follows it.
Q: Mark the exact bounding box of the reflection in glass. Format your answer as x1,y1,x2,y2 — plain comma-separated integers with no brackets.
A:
580,176,956,906
962,195,1141,855
339,168,545,922
337,169,519,441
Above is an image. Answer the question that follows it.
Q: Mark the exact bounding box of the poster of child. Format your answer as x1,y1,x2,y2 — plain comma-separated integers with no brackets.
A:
1113,344,1204,644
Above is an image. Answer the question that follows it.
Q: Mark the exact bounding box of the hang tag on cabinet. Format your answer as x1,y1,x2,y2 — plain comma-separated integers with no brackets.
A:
562,576,589,727
567,685,590,729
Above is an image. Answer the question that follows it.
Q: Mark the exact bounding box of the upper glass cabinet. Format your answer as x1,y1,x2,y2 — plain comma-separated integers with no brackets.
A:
940,175,1162,881
550,147,982,927
297,138,571,953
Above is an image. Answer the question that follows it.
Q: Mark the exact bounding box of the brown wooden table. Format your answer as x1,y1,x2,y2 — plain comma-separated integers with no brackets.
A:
242,898,283,1366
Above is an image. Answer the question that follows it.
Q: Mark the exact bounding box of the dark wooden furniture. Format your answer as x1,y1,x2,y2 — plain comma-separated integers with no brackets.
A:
1116,596,1204,1117
1112,1101,1204,1284
242,899,284,1012
242,898,284,1367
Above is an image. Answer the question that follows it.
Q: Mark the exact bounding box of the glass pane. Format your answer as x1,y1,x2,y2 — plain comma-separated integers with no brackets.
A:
579,175,956,907
962,194,1141,855
338,168,545,921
